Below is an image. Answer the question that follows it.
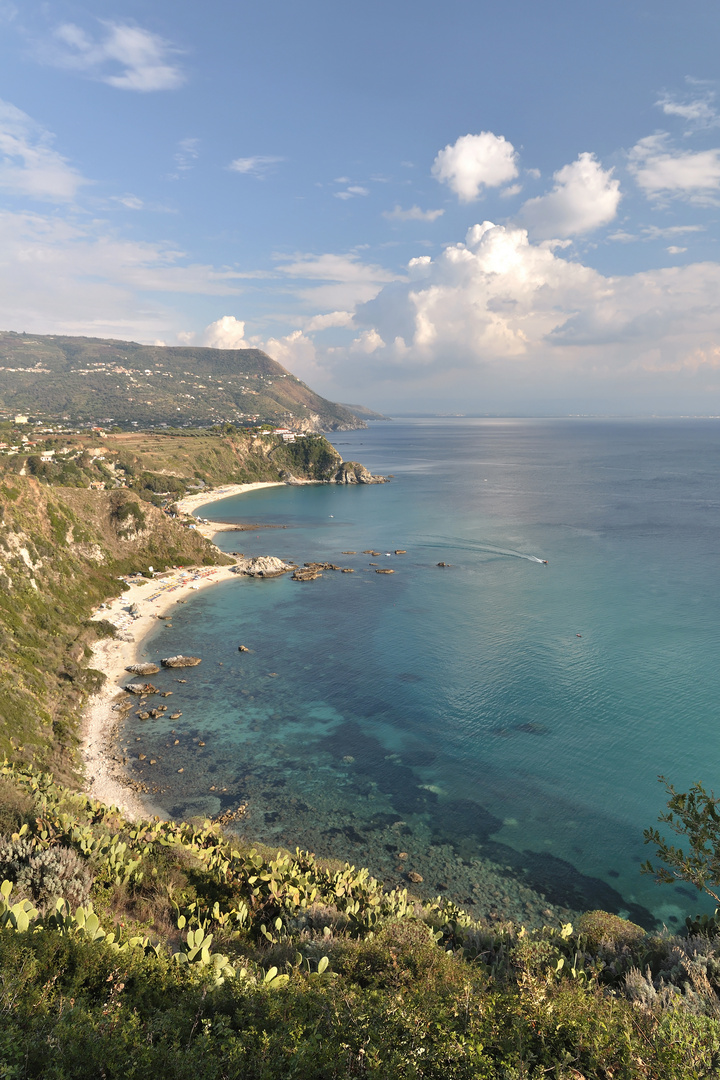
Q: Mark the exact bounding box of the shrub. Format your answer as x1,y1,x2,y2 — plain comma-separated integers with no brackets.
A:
577,909,646,951
0,839,93,911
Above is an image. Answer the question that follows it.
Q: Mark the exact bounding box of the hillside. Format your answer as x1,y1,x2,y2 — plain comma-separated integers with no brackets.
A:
0,331,365,431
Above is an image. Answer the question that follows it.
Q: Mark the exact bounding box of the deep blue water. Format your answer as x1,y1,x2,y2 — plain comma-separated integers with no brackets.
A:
127,419,720,927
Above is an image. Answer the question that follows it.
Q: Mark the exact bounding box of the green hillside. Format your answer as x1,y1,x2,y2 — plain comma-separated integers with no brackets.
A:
0,332,365,431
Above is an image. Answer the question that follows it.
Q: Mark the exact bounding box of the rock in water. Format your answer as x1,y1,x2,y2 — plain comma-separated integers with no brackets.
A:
292,569,321,581
333,462,388,484
125,682,159,695
125,663,160,675
232,556,293,578
161,655,202,668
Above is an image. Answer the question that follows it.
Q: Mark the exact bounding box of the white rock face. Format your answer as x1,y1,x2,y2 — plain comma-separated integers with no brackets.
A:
232,556,293,577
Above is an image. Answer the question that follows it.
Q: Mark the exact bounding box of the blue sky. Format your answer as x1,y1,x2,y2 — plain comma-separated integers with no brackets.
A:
2,1,720,413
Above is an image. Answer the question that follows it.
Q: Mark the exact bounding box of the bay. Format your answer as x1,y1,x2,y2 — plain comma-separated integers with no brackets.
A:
125,418,720,929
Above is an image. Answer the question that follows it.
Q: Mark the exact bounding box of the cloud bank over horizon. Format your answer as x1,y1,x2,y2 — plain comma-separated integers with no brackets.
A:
240,220,720,414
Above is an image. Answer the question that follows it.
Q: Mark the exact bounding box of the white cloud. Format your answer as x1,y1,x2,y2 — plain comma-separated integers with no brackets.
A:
607,230,638,243
609,224,704,245
500,183,523,198
383,204,444,222
175,138,199,172
202,315,248,348
644,224,705,238
53,21,185,91
519,152,621,239
275,251,399,309
667,246,687,254
0,99,88,202
114,194,144,210
629,134,720,202
0,207,252,342
657,91,718,129
228,155,284,177
301,219,720,412
335,185,369,200
304,310,354,331
349,328,385,354
432,132,518,201
257,329,319,375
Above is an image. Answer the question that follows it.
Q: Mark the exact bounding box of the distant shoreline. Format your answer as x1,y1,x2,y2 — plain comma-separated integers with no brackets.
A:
81,480,288,820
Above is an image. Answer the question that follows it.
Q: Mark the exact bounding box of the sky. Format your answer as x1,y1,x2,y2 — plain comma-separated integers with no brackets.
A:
2,1,720,414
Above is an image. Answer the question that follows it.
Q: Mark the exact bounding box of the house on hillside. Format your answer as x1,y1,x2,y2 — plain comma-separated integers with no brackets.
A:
272,427,296,442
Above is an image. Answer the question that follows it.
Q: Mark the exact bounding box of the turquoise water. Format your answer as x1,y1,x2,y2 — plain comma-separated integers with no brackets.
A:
126,419,720,928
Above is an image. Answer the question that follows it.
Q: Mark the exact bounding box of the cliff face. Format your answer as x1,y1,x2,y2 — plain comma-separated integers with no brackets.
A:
0,331,367,431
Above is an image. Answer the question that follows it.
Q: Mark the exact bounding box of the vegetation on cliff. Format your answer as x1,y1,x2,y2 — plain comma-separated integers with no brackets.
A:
0,331,366,431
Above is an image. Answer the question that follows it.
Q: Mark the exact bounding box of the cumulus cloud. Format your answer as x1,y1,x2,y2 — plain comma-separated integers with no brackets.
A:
383,204,444,222
0,100,88,202
431,132,518,201
258,329,320,376
228,155,284,177
309,219,720,413
519,153,620,239
628,134,720,202
354,221,602,364
52,21,185,91
202,315,248,348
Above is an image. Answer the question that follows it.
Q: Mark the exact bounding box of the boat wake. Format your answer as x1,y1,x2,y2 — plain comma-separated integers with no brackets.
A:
421,535,546,563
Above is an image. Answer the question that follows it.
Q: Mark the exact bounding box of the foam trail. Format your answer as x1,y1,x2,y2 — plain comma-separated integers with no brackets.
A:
421,535,546,563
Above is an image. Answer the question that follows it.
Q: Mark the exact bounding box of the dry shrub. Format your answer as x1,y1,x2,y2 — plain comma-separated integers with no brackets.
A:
0,839,93,912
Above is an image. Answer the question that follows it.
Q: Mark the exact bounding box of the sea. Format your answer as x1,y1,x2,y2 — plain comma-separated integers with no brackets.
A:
124,418,720,930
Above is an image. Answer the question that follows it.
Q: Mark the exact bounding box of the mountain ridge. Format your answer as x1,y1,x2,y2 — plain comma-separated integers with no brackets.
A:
0,331,366,432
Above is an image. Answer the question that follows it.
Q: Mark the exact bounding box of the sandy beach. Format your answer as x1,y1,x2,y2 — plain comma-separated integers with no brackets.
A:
81,480,286,818
174,480,284,515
